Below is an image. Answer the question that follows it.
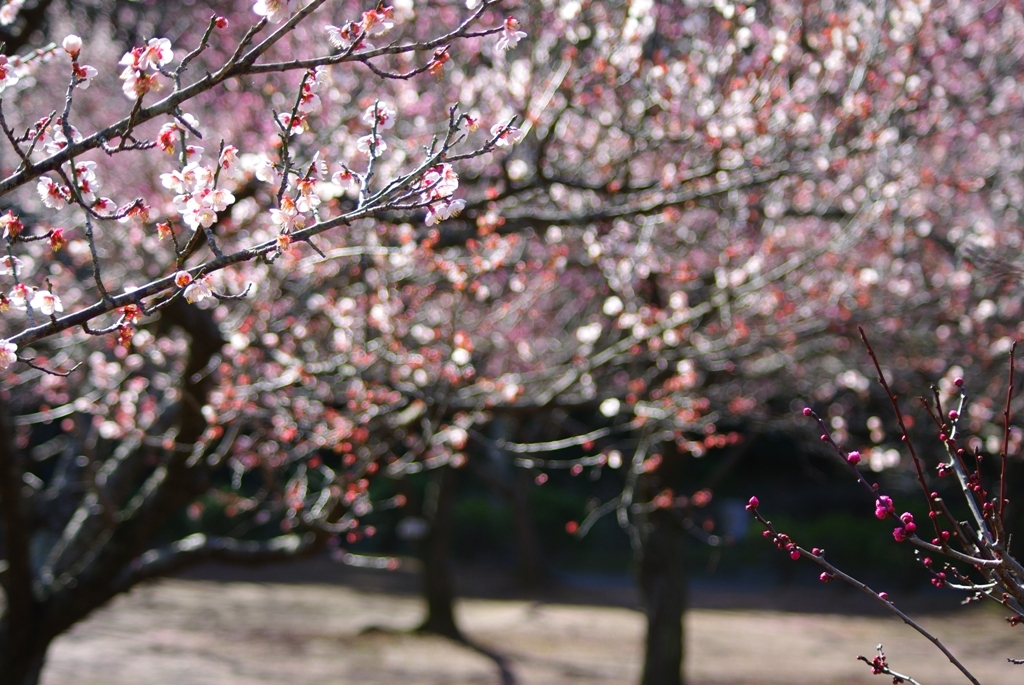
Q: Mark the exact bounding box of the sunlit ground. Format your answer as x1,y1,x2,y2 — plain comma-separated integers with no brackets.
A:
42,571,1019,685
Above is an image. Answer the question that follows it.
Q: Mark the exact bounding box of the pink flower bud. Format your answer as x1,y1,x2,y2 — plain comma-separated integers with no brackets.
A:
802,407,812,416
954,377,964,387
790,549,800,560
63,35,82,58
893,527,907,542
745,496,759,510
948,410,958,420
214,16,229,29
878,592,889,601
819,572,832,583
846,450,861,465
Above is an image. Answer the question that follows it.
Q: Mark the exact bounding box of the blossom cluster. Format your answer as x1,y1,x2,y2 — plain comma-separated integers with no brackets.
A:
160,150,237,231
119,37,173,100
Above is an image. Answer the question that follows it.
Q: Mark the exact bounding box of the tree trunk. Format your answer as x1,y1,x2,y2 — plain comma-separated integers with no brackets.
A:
639,507,687,685
417,465,461,638
0,614,50,685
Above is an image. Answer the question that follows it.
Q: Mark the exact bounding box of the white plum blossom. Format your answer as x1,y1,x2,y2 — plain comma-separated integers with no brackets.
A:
421,163,459,200
30,289,63,316
42,121,82,155
0,339,16,369
139,37,173,70
72,62,98,89
362,102,396,130
0,55,19,94
254,0,292,23
0,255,22,276
496,16,527,50
0,0,24,26
8,283,29,310
219,145,239,170
205,188,235,213
332,166,359,193
491,123,525,147
325,22,362,50
248,154,279,184
118,40,172,100
356,133,386,156
425,198,465,226
361,7,395,36
184,275,214,304
270,196,305,231
38,178,68,209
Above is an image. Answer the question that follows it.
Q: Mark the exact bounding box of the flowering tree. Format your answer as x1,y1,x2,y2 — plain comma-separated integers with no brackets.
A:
748,332,1024,684
3,0,1024,684
0,1,534,682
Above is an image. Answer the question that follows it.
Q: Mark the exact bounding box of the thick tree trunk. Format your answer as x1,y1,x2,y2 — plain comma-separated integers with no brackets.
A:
417,465,461,638
639,508,687,685
0,614,50,685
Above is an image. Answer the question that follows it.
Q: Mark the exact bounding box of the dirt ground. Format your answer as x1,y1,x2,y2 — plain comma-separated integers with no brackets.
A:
39,562,1024,685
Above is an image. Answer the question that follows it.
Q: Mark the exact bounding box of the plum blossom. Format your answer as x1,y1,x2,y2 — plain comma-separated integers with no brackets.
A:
270,196,305,231
121,70,161,100
332,166,359,193
184,275,214,304
71,62,98,89
496,16,527,50
31,289,63,316
219,145,239,170
0,339,16,369
295,178,320,213
8,283,29,310
93,197,116,213
0,210,23,241
361,6,395,36
325,22,363,50
205,188,235,213
362,102,396,130
42,120,82,155
254,0,292,23
297,68,323,113
156,123,179,153
0,55,19,94
276,112,306,135
258,158,279,184
0,255,22,275
49,228,66,251
0,0,24,26
139,37,173,70
118,40,172,100
38,178,68,209
421,163,459,199
356,133,386,156
491,123,525,147
425,198,465,226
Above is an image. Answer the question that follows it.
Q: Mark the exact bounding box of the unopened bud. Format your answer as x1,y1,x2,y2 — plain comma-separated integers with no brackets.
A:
63,35,82,58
